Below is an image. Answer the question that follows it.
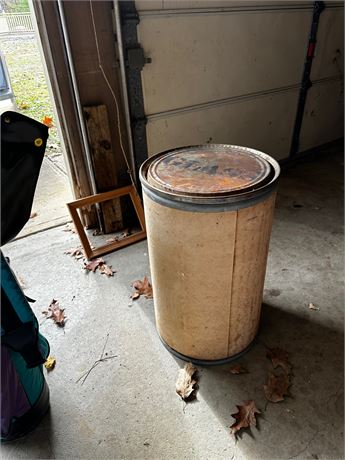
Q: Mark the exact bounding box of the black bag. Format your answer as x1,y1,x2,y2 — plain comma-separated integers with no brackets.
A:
1,111,49,245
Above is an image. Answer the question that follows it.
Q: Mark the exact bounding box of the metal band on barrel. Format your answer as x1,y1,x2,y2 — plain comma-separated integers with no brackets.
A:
142,182,277,212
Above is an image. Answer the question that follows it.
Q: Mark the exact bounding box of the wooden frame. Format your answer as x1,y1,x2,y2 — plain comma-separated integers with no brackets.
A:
67,185,146,260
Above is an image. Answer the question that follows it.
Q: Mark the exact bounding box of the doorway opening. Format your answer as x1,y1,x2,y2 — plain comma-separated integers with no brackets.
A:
0,0,72,238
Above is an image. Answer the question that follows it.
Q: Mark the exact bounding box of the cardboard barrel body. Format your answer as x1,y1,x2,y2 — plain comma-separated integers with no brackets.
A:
140,145,280,363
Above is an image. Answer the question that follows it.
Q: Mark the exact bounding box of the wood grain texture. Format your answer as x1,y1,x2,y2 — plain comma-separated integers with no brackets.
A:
67,186,146,260
84,105,123,233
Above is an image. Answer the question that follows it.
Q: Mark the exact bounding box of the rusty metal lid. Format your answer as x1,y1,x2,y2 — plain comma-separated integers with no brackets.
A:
146,145,271,197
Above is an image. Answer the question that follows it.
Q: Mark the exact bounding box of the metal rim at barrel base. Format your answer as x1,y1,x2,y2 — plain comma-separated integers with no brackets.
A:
158,333,257,366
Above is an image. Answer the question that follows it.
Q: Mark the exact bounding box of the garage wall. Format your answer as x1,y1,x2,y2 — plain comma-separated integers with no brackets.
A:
133,1,344,160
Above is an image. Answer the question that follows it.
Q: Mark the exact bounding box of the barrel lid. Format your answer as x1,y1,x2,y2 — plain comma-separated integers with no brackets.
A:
147,145,271,196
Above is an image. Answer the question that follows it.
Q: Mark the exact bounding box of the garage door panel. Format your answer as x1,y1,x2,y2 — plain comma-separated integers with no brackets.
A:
136,1,314,13
136,0,163,11
299,80,344,152
138,11,310,114
146,91,299,160
311,7,344,81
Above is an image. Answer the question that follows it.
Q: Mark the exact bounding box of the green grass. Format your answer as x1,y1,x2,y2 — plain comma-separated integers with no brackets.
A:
1,36,61,150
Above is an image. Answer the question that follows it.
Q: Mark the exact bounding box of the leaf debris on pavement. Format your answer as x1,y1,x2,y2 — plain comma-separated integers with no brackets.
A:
84,258,115,276
264,371,291,402
44,356,56,372
176,362,198,401
106,229,132,244
131,276,153,299
229,364,247,374
84,258,105,272
266,347,292,375
64,247,84,260
230,400,260,435
99,263,116,277
42,299,66,327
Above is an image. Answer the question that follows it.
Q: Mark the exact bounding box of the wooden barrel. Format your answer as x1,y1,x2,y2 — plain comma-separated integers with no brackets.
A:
140,145,280,364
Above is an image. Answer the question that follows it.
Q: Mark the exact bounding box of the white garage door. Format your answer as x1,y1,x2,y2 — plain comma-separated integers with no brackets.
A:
133,1,343,160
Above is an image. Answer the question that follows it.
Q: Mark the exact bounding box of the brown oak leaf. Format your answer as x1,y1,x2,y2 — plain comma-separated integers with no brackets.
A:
230,400,260,435
84,258,105,273
132,276,153,299
229,364,247,374
64,247,84,259
43,299,66,327
266,347,292,374
99,263,115,277
264,371,291,402
176,362,197,401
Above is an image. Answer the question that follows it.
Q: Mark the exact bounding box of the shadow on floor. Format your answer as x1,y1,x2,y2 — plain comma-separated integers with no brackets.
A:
138,296,344,458
192,302,344,458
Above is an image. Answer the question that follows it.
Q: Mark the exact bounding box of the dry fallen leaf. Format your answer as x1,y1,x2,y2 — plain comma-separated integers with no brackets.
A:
19,102,29,110
64,247,84,259
42,116,54,128
42,299,66,327
44,356,56,372
131,292,140,300
132,276,153,299
84,258,105,273
266,347,292,375
30,212,38,219
229,364,247,375
308,302,319,311
106,229,131,243
106,237,119,244
230,400,260,435
99,263,115,277
176,362,197,401
264,372,291,402
121,229,131,238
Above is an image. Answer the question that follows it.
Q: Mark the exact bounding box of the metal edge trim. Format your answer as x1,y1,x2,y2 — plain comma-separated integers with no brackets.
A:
159,333,257,366
142,182,276,212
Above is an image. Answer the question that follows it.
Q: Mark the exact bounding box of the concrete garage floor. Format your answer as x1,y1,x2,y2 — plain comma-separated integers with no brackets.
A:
1,150,344,460
16,155,72,239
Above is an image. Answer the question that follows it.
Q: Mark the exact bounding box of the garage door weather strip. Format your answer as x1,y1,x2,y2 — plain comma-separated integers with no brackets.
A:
289,1,325,157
